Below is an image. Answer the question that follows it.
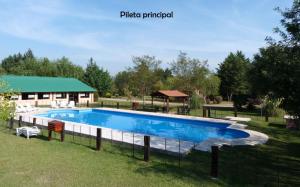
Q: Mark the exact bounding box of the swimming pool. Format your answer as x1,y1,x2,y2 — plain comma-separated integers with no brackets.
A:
37,109,249,143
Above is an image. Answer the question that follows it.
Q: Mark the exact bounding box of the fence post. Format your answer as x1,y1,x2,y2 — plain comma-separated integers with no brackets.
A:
18,116,22,127
33,117,36,126
208,108,211,118
96,128,102,151
9,117,14,129
61,123,65,142
117,102,119,109
211,146,219,178
101,101,103,107
144,136,150,162
87,100,89,107
265,114,269,122
234,107,238,117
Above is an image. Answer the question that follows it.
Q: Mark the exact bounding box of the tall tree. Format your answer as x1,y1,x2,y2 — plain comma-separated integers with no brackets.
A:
251,0,300,117
217,51,250,101
84,58,112,96
170,52,219,103
129,55,161,104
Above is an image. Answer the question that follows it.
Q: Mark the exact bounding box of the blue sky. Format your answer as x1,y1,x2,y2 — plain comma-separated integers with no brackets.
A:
0,0,292,74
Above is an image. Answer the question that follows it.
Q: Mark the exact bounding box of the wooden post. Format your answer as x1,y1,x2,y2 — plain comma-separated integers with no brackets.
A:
203,107,207,117
96,128,102,151
265,115,269,122
33,118,36,126
211,146,219,178
101,101,103,107
151,96,154,108
166,98,169,113
61,123,65,142
144,136,150,162
87,100,89,107
117,102,119,109
234,107,238,117
18,116,22,127
9,117,14,129
48,130,52,141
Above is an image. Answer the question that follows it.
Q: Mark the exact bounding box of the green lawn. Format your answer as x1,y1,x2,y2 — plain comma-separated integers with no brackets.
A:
0,110,300,186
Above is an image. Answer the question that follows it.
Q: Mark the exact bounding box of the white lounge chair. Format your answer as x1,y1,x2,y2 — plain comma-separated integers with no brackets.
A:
16,126,41,139
67,101,75,108
16,105,28,113
60,101,67,108
24,103,37,112
51,101,59,108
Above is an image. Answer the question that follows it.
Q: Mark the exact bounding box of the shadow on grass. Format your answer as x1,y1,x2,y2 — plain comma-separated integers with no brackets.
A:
268,122,286,129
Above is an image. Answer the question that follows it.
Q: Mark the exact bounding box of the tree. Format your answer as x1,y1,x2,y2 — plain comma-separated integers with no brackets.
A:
170,52,219,103
129,55,162,104
54,57,85,80
114,71,131,95
251,0,300,117
84,58,112,96
217,51,250,101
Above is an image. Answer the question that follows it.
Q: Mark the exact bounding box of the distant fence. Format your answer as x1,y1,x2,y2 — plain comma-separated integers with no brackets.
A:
77,100,286,124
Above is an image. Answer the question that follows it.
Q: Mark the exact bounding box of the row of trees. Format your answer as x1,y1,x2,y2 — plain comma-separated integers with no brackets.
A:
217,0,300,117
1,50,221,106
0,50,112,97
114,53,220,104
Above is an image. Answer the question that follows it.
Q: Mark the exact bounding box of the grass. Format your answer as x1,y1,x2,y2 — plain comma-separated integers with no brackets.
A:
0,106,300,186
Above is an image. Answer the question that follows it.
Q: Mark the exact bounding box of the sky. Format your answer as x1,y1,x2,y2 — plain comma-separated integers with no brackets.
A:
0,0,293,74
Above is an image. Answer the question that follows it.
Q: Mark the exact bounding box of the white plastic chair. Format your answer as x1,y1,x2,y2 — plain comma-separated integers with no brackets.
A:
60,101,67,108
16,105,28,113
24,103,36,111
16,126,41,139
51,101,58,108
67,101,75,108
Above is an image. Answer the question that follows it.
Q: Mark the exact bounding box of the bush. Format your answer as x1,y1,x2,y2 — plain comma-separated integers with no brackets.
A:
232,94,249,109
105,92,112,98
214,96,223,104
190,93,204,109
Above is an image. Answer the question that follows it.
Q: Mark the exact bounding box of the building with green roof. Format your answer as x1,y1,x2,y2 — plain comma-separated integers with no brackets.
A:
0,75,96,105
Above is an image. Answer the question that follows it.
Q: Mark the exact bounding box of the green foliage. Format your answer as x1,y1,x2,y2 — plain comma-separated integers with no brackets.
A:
0,81,17,121
114,71,131,95
170,52,220,103
190,92,203,109
262,95,283,117
217,51,250,100
84,58,112,97
1,49,85,80
214,96,223,104
251,0,300,117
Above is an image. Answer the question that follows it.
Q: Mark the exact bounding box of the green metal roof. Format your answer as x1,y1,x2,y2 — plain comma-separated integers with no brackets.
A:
0,75,96,93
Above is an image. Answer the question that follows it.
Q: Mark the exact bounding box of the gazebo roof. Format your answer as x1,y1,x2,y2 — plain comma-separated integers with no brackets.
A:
151,90,188,98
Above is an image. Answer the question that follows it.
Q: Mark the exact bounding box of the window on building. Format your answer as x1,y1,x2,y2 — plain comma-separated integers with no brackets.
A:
38,93,50,100
56,93,67,99
22,93,35,100
10,95,19,100
80,92,90,98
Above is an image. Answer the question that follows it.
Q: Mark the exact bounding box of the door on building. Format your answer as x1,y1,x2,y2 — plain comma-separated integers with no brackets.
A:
69,93,79,104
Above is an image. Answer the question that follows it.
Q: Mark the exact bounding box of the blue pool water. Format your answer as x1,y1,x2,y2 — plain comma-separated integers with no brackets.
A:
37,109,249,143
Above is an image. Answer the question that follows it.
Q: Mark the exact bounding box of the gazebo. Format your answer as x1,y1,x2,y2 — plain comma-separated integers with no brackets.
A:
150,90,189,112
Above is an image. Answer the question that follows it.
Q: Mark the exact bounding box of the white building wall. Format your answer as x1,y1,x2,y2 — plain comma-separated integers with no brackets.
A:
13,92,94,106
